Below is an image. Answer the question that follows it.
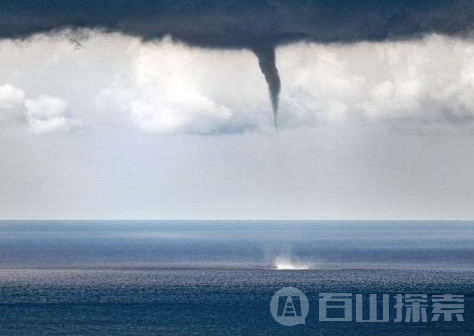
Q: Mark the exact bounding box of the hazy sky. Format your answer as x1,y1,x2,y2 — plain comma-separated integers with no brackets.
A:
1,30,474,219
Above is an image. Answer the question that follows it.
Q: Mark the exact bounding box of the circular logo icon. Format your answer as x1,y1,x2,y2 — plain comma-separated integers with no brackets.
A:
270,287,309,326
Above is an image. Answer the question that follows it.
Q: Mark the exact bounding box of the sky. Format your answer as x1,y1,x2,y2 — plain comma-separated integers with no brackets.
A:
1,1,474,219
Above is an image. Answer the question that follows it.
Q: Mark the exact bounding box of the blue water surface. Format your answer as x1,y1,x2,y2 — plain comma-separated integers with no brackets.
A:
0,220,473,335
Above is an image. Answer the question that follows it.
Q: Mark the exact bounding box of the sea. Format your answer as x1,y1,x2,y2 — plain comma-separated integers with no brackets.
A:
0,220,473,335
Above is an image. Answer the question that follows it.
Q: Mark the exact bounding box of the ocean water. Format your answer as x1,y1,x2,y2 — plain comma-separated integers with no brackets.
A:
0,220,473,335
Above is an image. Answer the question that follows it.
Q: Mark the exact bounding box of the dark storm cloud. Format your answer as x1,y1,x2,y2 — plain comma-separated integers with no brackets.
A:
3,0,474,45
2,0,474,124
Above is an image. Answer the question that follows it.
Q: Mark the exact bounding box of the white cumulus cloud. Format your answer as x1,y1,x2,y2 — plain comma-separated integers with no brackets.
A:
0,82,79,134
25,95,81,134
0,84,26,128
5,32,474,134
279,35,474,127
0,84,25,110
96,37,269,134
